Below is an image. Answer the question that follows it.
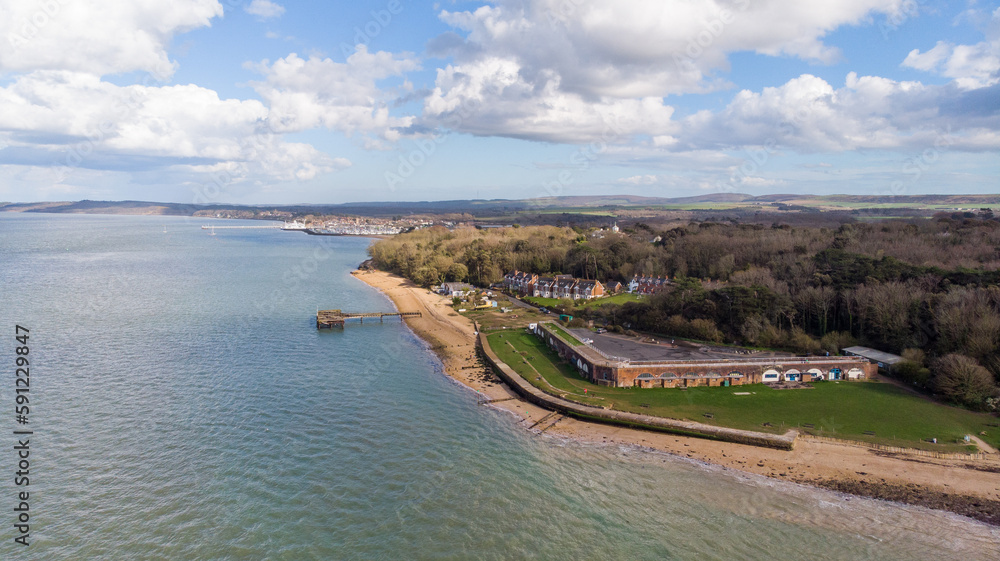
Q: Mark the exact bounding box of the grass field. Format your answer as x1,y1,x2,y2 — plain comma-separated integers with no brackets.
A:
488,330,1000,453
544,323,584,345
579,293,643,307
522,296,564,308
488,331,606,407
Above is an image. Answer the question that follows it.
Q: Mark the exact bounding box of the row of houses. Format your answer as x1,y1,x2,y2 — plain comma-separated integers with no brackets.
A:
503,271,606,300
628,275,671,295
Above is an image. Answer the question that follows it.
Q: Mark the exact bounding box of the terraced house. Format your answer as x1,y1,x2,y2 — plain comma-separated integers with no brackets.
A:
504,270,538,294
628,275,671,295
503,271,606,300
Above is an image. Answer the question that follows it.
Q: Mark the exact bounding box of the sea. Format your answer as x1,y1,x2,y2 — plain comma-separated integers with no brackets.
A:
0,213,997,560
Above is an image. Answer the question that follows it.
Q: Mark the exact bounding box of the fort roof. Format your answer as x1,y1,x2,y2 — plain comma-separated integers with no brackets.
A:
842,346,903,365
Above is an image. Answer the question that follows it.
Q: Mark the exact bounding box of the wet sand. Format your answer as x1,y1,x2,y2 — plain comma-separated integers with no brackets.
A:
353,268,1000,525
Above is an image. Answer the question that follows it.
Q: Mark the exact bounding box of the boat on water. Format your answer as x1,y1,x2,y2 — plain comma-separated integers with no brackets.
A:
281,221,309,231
281,221,339,235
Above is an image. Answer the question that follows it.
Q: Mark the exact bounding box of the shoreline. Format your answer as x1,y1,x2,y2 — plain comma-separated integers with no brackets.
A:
351,268,1000,526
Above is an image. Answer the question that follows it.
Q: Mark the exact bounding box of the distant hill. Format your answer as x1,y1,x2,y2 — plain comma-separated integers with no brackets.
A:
0,200,218,215
820,194,1000,205
2,193,996,218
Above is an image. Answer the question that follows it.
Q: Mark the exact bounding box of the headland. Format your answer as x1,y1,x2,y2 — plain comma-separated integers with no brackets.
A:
352,267,1000,526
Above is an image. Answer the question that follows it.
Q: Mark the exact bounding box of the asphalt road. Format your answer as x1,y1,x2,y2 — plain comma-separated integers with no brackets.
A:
505,295,537,310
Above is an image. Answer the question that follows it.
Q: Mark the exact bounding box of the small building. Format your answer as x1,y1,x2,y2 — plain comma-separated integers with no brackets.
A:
439,282,474,297
842,346,903,372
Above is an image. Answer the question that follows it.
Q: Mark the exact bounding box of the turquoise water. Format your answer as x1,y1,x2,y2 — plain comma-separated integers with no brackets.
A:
0,213,997,560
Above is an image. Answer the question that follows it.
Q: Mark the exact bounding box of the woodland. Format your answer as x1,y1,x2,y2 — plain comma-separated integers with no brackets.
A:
369,212,1000,411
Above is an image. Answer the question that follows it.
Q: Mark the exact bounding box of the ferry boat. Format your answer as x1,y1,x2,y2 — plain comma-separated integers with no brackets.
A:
281,221,308,231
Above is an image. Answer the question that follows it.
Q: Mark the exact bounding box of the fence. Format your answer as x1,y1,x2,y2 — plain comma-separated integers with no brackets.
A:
800,434,995,461
536,323,628,365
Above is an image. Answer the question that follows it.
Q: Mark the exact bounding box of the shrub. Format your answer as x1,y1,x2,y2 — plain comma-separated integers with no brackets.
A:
894,348,932,387
789,327,822,354
933,354,999,410
820,331,857,355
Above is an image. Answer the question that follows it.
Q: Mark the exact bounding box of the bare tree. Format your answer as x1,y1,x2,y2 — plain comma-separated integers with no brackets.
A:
933,354,999,409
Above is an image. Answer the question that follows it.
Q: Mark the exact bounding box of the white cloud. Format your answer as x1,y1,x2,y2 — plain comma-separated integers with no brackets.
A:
251,47,419,143
1,0,223,78
423,57,677,143
903,40,999,89
652,135,679,147
902,8,999,89
420,0,1000,158
0,71,338,182
433,0,904,98
736,176,786,187
618,174,660,185
245,0,285,20
676,72,999,153
424,0,909,144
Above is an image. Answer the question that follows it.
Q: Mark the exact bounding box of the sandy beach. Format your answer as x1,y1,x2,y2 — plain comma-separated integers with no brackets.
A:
353,268,1000,525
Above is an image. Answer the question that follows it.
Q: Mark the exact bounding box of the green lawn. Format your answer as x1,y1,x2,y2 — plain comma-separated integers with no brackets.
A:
578,293,643,307
488,331,606,407
523,296,564,308
488,331,1000,453
543,323,584,346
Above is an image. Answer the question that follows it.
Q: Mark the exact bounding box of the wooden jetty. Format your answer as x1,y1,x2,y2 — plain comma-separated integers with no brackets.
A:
316,309,421,329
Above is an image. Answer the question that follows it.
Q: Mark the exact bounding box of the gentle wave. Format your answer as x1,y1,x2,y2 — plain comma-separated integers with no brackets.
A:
1,214,997,560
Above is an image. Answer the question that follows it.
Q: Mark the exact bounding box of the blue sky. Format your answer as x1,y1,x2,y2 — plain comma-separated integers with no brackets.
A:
0,0,997,204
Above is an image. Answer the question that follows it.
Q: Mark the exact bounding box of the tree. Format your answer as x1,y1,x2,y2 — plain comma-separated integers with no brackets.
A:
820,331,856,355
788,327,821,354
894,348,931,388
446,262,468,282
413,266,441,288
933,354,999,409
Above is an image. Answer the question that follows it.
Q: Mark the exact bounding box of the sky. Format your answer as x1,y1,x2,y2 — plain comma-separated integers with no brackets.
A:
0,0,998,205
